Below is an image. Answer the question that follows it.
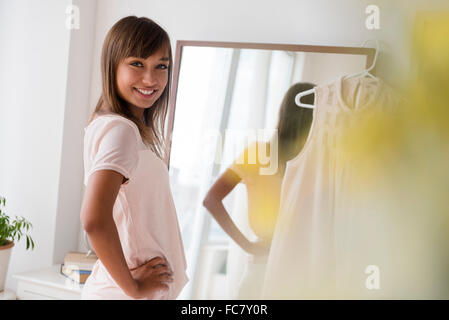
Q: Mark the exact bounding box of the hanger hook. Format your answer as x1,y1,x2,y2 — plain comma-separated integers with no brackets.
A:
362,39,379,73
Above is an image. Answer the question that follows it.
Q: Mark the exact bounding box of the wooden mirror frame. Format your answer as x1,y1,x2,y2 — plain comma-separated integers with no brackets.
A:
164,40,376,167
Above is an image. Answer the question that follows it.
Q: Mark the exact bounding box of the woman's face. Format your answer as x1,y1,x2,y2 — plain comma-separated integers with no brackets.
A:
116,47,169,120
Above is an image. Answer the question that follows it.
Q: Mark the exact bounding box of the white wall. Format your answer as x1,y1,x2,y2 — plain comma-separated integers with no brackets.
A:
0,0,72,291
52,0,97,266
1,0,446,296
0,0,97,292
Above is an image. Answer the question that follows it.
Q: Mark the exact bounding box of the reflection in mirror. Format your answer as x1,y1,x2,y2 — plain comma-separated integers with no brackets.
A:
168,43,370,299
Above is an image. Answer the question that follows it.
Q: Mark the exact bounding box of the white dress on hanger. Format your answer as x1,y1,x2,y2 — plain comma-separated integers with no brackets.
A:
262,76,397,299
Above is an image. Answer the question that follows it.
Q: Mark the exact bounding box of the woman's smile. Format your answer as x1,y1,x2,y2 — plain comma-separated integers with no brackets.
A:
134,87,157,99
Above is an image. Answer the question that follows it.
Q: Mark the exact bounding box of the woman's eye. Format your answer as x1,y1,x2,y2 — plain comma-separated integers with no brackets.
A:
157,64,168,70
131,61,143,67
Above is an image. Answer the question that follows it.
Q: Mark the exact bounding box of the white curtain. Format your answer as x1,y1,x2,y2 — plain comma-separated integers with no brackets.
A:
222,49,294,298
169,46,234,299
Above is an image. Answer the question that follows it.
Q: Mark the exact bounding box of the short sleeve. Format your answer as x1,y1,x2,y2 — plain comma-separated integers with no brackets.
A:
84,118,139,186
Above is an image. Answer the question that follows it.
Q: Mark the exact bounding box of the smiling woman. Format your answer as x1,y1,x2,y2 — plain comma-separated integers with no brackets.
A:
115,52,170,120
88,16,173,159
80,16,188,300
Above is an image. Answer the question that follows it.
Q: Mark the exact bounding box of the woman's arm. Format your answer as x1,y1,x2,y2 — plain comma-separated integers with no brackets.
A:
203,168,269,255
80,170,172,299
80,170,138,297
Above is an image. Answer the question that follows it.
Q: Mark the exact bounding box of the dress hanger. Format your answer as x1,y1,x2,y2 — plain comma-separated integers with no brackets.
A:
294,87,316,109
342,39,379,81
294,39,380,109
342,39,380,109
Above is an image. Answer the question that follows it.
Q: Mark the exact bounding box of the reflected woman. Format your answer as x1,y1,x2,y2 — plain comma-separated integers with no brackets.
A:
202,82,315,299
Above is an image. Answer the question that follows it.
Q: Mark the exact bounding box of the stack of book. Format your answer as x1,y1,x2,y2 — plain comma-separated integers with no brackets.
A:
60,252,98,284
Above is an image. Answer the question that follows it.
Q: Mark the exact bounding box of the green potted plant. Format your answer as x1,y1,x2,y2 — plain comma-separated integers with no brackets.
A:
0,196,35,292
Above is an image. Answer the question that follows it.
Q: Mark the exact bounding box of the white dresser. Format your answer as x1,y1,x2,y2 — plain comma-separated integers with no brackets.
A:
13,265,83,300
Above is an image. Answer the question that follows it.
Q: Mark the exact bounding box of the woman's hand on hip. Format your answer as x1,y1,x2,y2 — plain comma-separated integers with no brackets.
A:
129,256,174,299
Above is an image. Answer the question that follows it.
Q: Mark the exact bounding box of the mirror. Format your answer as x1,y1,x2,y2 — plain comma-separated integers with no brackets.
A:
166,41,374,299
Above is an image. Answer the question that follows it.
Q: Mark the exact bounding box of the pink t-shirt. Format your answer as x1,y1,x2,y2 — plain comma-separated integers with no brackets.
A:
81,114,188,300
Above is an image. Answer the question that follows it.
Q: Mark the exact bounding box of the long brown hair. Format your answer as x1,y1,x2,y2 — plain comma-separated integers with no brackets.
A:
275,82,315,171
88,16,172,160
